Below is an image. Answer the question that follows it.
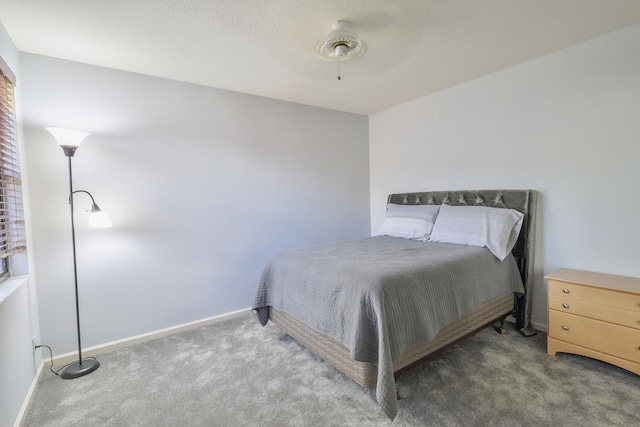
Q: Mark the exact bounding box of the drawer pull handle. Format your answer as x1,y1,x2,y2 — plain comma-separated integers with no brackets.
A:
562,303,569,309
562,325,569,331
562,289,570,294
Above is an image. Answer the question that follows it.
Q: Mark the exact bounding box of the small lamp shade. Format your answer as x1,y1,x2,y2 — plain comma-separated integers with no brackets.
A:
89,204,112,228
46,127,90,156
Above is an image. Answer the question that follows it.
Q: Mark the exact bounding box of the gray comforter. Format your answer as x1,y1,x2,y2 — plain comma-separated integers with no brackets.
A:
252,236,525,419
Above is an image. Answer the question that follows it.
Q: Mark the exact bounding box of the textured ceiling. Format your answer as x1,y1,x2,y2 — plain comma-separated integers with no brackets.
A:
2,0,640,115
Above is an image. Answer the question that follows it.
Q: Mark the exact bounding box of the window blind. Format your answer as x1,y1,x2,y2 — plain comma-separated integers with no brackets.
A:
0,61,26,258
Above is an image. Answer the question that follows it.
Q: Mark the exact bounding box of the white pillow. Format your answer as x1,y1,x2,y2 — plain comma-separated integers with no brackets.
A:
428,205,524,260
377,204,440,242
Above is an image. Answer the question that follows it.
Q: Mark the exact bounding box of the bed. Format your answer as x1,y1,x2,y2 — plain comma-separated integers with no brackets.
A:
252,189,537,419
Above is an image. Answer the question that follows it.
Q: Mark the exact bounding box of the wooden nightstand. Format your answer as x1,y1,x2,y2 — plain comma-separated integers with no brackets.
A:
546,268,640,375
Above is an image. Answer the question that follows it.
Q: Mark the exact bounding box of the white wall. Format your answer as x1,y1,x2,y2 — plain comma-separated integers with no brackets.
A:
21,54,370,355
0,22,41,427
370,23,640,329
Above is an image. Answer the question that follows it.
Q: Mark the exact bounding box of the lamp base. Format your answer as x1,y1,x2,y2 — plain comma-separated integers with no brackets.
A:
61,358,100,379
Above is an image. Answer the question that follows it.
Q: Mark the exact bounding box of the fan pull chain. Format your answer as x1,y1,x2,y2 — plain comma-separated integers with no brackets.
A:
337,57,341,81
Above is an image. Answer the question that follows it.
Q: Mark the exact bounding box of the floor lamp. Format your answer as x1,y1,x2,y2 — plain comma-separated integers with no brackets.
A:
46,127,111,379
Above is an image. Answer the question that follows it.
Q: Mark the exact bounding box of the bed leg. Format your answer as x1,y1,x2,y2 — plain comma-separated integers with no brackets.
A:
493,317,507,335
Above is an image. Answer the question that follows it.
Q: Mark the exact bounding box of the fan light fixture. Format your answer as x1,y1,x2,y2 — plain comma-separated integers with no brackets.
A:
315,20,365,80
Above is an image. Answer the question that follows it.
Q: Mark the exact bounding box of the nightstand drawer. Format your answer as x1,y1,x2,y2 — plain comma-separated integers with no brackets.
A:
549,295,640,329
548,280,640,312
549,311,640,363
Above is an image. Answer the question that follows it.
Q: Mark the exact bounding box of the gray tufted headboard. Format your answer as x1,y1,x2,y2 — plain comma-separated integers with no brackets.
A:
387,189,537,336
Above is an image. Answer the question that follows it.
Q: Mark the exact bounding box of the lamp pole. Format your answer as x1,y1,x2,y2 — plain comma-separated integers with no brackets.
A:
60,150,100,379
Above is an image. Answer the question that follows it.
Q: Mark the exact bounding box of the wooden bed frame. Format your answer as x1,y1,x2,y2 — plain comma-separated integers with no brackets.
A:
268,189,537,388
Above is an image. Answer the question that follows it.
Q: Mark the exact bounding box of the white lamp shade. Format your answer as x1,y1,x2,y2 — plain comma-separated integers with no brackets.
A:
46,127,90,148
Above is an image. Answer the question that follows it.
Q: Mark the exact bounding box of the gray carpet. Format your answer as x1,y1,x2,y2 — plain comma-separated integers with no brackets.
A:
22,312,639,427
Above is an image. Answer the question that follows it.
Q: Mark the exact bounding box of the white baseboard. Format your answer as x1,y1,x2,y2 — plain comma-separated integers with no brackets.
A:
531,320,547,334
45,307,251,368
44,310,548,368
14,360,44,427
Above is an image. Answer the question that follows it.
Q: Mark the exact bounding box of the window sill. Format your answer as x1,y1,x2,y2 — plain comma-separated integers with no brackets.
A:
0,275,30,306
